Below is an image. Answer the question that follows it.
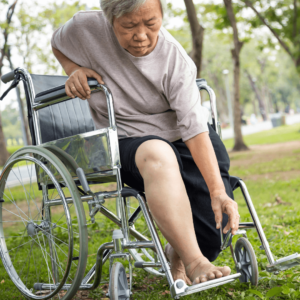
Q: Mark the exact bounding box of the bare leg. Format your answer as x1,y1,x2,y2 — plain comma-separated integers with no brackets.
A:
135,140,231,284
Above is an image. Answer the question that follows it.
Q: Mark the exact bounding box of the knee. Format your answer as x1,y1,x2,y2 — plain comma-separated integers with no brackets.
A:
135,140,179,177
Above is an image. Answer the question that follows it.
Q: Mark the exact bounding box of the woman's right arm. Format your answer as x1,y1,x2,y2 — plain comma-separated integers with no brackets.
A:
52,46,104,100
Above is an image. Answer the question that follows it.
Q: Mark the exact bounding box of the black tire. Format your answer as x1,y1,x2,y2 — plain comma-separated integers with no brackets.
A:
109,262,130,300
234,237,259,286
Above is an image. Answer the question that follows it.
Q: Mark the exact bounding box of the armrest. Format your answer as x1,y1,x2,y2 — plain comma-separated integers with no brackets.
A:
34,78,99,104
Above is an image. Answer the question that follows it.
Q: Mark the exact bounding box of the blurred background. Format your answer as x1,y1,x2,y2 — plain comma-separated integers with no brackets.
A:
1,1,300,299
0,0,300,158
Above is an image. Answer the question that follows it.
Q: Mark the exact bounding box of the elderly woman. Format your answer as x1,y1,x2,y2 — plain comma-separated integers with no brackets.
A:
51,0,239,285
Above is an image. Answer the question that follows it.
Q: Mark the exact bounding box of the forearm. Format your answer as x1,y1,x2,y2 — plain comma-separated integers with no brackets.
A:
52,46,80,76
185,132,226,197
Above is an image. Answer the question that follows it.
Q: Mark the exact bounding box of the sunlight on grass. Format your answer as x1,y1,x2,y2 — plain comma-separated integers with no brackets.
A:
1,124,300,299
223,123,300,150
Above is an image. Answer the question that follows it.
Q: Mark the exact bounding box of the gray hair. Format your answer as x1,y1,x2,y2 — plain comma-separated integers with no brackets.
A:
100,0,167,25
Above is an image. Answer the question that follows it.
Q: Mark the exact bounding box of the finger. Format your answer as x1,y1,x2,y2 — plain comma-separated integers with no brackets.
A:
224,206,239,234
70,85,82,99
65,83,75,99
213,207,223,230
223,220,231,234
73,77,88,99
79,75,91,99
89,70,104,84
231,214,240,235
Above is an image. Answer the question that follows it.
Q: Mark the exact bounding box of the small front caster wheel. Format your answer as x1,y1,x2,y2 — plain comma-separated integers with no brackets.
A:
235,237,259,286
109,262,130,300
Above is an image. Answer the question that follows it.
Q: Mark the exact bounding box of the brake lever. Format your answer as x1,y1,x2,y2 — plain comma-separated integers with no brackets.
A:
220,224,232,251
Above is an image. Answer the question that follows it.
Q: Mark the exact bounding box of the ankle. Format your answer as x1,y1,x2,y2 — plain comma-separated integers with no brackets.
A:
185,255,207,271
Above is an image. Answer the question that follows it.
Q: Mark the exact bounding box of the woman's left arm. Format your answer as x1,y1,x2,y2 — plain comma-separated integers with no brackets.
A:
185,132,240,235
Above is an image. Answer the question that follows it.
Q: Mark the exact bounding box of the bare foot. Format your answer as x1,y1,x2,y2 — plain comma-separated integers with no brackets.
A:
165,244,192,285
186,256,231,285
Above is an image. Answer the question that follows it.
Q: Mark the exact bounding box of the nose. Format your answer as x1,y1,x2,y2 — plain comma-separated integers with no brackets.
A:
133,25,147,42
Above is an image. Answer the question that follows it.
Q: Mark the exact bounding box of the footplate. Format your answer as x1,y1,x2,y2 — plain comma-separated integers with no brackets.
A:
171,273,241,299
266,253,300,273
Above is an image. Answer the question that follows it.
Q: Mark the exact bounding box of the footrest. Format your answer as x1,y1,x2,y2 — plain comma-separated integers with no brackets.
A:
34,283,93,291
266,253,300,272
171,273,241,298
134,261,162,268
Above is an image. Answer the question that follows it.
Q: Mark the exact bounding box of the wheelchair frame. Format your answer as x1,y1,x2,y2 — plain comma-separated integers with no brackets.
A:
1,67,299,300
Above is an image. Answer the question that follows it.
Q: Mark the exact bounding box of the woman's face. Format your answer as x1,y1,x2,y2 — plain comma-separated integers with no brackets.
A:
113,0,163,57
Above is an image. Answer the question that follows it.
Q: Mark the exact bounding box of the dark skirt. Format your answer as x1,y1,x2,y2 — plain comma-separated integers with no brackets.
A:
119,123,233,262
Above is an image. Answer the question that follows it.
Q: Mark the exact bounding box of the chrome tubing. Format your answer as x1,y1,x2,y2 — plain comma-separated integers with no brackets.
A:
37,241,156,291
44,190,119,207
17,68,42,145
197,80,221,137
100,85,117,130
136,193,174,287
81,249,113,285
239,180,275,264
238,222,255,229
116,170,130,242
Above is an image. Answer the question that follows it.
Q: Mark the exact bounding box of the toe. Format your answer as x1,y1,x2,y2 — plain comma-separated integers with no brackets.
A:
193,277,201,285
214,270,223,278
184,275,192,286
207,272,216,280
200,275,208,283
221,266,231,276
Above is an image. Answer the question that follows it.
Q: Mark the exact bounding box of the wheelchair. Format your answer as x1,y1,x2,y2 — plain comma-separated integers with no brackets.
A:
0,67,299,300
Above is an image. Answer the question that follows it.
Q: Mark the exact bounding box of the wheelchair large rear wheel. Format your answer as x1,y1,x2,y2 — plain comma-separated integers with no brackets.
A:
0,147,88,299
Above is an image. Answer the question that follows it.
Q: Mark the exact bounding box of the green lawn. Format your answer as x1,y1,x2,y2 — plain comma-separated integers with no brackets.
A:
1,124,300,299
7,145,23,155
223,123,300,150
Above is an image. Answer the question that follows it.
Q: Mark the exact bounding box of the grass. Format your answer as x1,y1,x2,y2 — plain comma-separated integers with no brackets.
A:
223,123,300,150
1,124,300,299
7,145,23,156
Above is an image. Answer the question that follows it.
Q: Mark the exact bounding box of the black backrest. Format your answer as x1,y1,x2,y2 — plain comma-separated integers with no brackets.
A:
30,74,95,144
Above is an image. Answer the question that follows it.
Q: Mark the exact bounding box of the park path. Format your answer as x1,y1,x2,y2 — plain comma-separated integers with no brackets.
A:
1,165,37,188
222,113,300,140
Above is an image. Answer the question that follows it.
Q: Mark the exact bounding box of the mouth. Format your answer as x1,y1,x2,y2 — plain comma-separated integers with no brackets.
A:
133,46,148,50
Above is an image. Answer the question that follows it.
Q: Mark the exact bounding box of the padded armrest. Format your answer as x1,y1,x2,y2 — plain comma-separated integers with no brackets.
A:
34,78,99,104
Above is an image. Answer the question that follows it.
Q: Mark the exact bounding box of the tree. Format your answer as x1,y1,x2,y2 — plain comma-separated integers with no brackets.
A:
0,0,18,165
223,0,249,151
245,70,267,121
183,0,205,78
243,0,300,75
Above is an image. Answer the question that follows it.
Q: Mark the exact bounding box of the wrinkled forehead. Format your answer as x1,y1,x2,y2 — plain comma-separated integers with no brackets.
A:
117,0,162,21
120,3,162,23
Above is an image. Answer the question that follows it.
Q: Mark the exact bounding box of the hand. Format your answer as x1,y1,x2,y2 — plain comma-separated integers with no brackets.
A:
65,67,104,100
211,192,239,235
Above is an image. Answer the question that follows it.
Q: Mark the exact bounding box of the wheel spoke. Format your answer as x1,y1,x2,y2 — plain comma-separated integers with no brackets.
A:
0,153,86,299
12,168,32,220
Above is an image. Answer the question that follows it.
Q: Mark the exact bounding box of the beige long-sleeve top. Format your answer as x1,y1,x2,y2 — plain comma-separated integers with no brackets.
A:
51,10,209,142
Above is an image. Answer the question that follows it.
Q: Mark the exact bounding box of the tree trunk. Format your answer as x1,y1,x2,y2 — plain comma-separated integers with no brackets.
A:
7,48,31,145
0,1,19,164
245,70,267,121
184,0,205,78
0,113,10,165
224,0,248,151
